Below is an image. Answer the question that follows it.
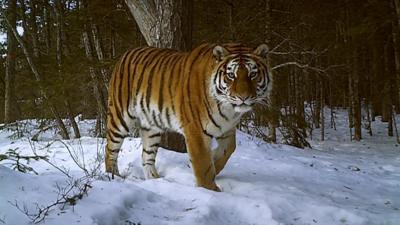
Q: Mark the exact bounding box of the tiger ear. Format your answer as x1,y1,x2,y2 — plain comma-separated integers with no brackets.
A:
253,44,269,59
213,45,229,62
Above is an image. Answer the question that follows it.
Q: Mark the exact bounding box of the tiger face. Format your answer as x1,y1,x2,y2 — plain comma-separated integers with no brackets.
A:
211,44,271,113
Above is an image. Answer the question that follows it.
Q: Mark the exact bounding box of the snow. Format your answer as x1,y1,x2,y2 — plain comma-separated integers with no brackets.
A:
1,110,399,225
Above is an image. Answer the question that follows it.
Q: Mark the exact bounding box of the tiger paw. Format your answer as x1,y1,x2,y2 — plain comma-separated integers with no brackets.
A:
106,163,120,179
198,182,221,192
143,165,160,179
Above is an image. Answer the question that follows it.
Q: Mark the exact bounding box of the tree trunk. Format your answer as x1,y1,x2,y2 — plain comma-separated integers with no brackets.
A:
382,39,391,123
4,0,18,124
125,0,192,152
124,0,192,49
79,0,107,137
43,3,51,53
264,0,277,143
394,0,400,30
320,79,325,141
4,16,70,139
226,0,235,41
91,24,110,89
28,0,40,58
55,0,81,138
393,106,400,143
347,57,354,141
371,40,380,120
353,47,362,141
82,29,108,137
329,79,336,130
392,21,400,109
110,28,116,59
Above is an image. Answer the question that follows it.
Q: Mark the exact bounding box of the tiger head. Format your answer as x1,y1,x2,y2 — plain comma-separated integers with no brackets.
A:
211,44,271,113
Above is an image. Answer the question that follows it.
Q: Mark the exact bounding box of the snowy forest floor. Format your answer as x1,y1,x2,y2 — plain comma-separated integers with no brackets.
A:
0,110,399,225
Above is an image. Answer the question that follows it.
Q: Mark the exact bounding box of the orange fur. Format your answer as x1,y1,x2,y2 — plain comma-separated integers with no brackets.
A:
105,43,271,191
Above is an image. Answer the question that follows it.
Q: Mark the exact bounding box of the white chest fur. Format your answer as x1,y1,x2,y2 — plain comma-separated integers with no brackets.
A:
203,101,243,137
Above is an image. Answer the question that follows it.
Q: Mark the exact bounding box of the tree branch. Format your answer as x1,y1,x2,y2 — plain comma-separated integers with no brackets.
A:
271,61,345,74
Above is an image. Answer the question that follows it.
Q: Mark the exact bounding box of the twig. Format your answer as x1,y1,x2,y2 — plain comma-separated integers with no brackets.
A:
28,139,72,178
9,177,92,224
56,140,89,175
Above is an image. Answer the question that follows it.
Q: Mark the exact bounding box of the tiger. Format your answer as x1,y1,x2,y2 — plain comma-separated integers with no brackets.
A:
105,43,271,191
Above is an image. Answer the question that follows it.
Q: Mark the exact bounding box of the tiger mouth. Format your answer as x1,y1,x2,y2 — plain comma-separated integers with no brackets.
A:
232,103,253,113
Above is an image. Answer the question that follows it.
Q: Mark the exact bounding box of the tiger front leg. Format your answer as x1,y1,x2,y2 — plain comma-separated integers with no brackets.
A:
140,128,161,179
105,141,122,178
213,130,236,175
184,129,220,191
105,123,127,178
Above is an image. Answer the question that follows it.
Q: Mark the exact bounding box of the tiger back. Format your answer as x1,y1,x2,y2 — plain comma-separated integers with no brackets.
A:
105,43,271,191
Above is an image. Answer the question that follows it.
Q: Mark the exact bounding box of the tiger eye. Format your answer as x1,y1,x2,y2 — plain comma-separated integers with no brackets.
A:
226,72,235,79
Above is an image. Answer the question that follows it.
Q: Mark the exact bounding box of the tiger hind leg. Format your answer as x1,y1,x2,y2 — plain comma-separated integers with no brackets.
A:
140,128,161,179
105,119,129,178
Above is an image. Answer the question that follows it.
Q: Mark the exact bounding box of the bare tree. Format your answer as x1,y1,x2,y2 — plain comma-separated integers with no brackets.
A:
3,15,70,139
352,47,362,141
54,0,81,138
4,0,18,123
392,0,400,108
81,0,108,137
125,0,192,50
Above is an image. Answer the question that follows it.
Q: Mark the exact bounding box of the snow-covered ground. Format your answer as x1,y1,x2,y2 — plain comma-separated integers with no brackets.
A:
1,110,399,225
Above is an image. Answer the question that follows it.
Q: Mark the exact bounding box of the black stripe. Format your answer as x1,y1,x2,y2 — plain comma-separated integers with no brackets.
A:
112,54,132,133
216,135,230,140
115,51,134,121
107,134,121,144
202,129,213,138
158,54,175,112
169,57,183,114
149,143,159,148
147,159,156,162
127,112,135,120
139,95,151,124
152,111,162,129
206,107,221,130
135,48,165,97
217,102,229,121
108,148,120,153
185,46,211,117
194,108,213,138
127,48,149,114
140,126,151,131
120,50,136,115
142,163,154,166
108,113,126,134
143,149,156,154
165,107,172,128
115,109,130,132
109,129,125,139
148,133,161,138
203,73,227,124
112,51,130,94
146,50,171,112
109,116,120,132
179,53,190,118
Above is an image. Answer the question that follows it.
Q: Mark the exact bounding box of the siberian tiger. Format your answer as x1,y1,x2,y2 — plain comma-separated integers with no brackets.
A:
105,43,271,191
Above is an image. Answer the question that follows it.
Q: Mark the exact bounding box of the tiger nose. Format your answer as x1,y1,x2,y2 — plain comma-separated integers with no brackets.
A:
237,90,256,100
237,95,249,101
237,94,255,104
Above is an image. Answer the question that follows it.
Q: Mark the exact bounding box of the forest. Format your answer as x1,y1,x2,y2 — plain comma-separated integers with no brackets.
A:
0,1,399,225
1,0,399,147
